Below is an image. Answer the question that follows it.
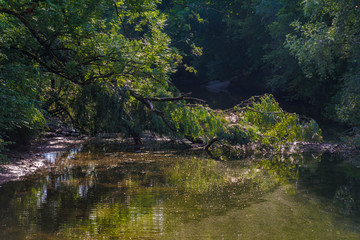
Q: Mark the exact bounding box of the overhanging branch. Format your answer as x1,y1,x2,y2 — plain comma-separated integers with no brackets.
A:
148,92,207,104
0,8,48,48
127,89,205,143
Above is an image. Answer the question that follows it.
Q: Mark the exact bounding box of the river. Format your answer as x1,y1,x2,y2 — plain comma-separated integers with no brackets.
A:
0,142,359,239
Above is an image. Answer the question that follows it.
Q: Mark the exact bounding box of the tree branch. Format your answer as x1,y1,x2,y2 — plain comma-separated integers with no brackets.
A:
174,2,224,14
86,72,115,83
127,89,206,143
0,8,48,48
148,92,206,104
0,7,65,68
204,137,218,151
19,49,76,82
128,89,177,132
113,1,129,38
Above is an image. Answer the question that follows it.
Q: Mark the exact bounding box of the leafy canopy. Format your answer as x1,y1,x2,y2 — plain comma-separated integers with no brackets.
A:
0,0,323,161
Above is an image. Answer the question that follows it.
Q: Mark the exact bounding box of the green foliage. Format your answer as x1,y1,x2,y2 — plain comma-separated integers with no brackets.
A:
223,125,249,145
162,0,263,83
0,0,179,139
284,0,360,124
340,128,360,149
335,85,360,127
0,84,46,143
0,0,325,163
164,0,360,128
167,104,221,140
0,82,46,161
0,137,11,163
239,94,322,144
70,84,128,135
0,0,251,148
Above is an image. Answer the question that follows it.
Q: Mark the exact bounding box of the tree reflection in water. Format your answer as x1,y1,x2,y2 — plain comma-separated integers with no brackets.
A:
0,149,359,239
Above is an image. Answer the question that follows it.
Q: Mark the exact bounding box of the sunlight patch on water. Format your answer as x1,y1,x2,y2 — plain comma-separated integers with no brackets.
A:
42,151,63,163
42,146,83,163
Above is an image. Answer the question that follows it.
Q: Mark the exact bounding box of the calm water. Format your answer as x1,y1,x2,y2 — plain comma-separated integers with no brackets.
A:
0,144,360,239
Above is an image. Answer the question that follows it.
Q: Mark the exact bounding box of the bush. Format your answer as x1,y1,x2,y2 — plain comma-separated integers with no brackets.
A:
240,94,322,144
0,86,46,144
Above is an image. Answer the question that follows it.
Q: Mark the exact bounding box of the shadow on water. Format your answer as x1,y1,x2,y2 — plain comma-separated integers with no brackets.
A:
0,143,360,239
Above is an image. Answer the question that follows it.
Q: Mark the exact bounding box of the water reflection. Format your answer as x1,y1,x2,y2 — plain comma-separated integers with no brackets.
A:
43,152,63,163
0,146,359,239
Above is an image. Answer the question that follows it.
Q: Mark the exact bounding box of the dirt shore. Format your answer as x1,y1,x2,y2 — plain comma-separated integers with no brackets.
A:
1,132,358,187
0,134,86,186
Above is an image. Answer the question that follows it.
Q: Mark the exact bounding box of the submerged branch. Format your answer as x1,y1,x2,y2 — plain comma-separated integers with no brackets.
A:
204,137,218,151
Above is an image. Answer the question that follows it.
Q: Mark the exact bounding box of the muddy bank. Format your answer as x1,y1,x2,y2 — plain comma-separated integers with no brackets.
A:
1,132,358,187
293,141,359,154
0,130,187,186
0,134,86,186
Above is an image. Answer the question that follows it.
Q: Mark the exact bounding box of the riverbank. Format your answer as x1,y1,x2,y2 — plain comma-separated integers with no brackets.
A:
1,132,358,187
0,128,188,186
0,134,86,186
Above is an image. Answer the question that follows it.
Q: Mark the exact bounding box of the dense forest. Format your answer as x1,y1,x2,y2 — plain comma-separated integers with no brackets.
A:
165,0,360,124
1,0,359,158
